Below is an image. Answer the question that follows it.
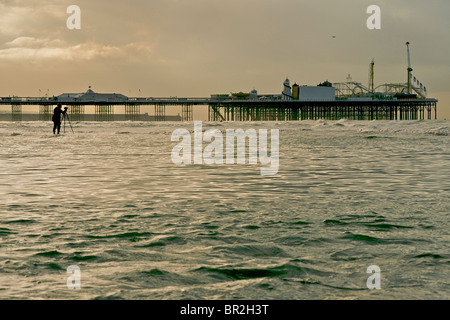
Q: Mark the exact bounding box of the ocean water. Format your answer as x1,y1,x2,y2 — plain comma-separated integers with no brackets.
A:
0,119,449,300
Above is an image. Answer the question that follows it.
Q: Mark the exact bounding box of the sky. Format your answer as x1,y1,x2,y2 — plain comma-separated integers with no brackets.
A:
0,0,449,119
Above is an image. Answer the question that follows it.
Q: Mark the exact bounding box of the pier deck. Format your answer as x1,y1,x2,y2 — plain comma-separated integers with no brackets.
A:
0,97,438,121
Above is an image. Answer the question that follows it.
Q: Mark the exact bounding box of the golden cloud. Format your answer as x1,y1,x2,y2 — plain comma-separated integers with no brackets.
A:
0,37,152,62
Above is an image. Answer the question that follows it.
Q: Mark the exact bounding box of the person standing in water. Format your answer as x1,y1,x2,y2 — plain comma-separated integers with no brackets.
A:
52,104,68,134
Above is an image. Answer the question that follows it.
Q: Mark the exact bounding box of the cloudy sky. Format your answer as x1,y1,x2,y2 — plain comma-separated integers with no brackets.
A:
0,0,449,118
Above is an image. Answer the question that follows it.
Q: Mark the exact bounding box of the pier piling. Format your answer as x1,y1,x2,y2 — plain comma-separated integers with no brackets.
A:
182,105,193,122
69,105,85,122
39,105,51,121
95,105,114,121
155,105,166,121
125,104,141,121
208,100,437,122
11,105,22,122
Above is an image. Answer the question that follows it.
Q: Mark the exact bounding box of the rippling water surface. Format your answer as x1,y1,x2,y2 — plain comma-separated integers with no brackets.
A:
1,120,449,300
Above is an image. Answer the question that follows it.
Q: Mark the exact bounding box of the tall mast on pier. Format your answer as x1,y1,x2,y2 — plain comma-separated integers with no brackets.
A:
406,42,413,95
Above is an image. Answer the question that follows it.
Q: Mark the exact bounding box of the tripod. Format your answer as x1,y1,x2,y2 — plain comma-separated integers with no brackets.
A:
63,109,75,134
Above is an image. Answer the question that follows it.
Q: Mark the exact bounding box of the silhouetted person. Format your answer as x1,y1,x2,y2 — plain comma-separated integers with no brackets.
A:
52,104,67,134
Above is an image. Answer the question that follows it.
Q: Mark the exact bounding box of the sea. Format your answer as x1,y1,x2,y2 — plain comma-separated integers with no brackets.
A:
0,119,449,300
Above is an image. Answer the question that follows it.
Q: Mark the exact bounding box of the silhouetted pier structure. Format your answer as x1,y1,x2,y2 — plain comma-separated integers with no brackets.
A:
208,99,438,121
0,97,438,121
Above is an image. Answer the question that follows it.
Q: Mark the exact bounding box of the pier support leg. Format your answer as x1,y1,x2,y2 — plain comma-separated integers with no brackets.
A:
69,105,85,122
95,105,114,121
182,105,193,121
209,105,225,122
125,105,141,121
155,105,166,121
39,105,51,121
11,105,22,122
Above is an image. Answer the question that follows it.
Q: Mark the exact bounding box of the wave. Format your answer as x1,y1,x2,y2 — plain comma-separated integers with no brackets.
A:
70,255,98,262
0,227,15,236
195,266,288,280
213,244,288,258
3,219,36,224
341,232,387,243
35,250,63,257
86,232,152,239
413,253,445,259
426,127,450,136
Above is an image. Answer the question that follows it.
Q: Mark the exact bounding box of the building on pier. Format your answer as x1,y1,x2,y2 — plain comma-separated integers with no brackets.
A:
297,85,335,101
292,83,299,100
231,92,251,100
289,79,336,101
58,86,128,103
282,78,292,101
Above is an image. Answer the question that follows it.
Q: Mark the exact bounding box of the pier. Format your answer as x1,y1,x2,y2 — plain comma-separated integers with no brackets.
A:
0,96,438,121
208,99,438,121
